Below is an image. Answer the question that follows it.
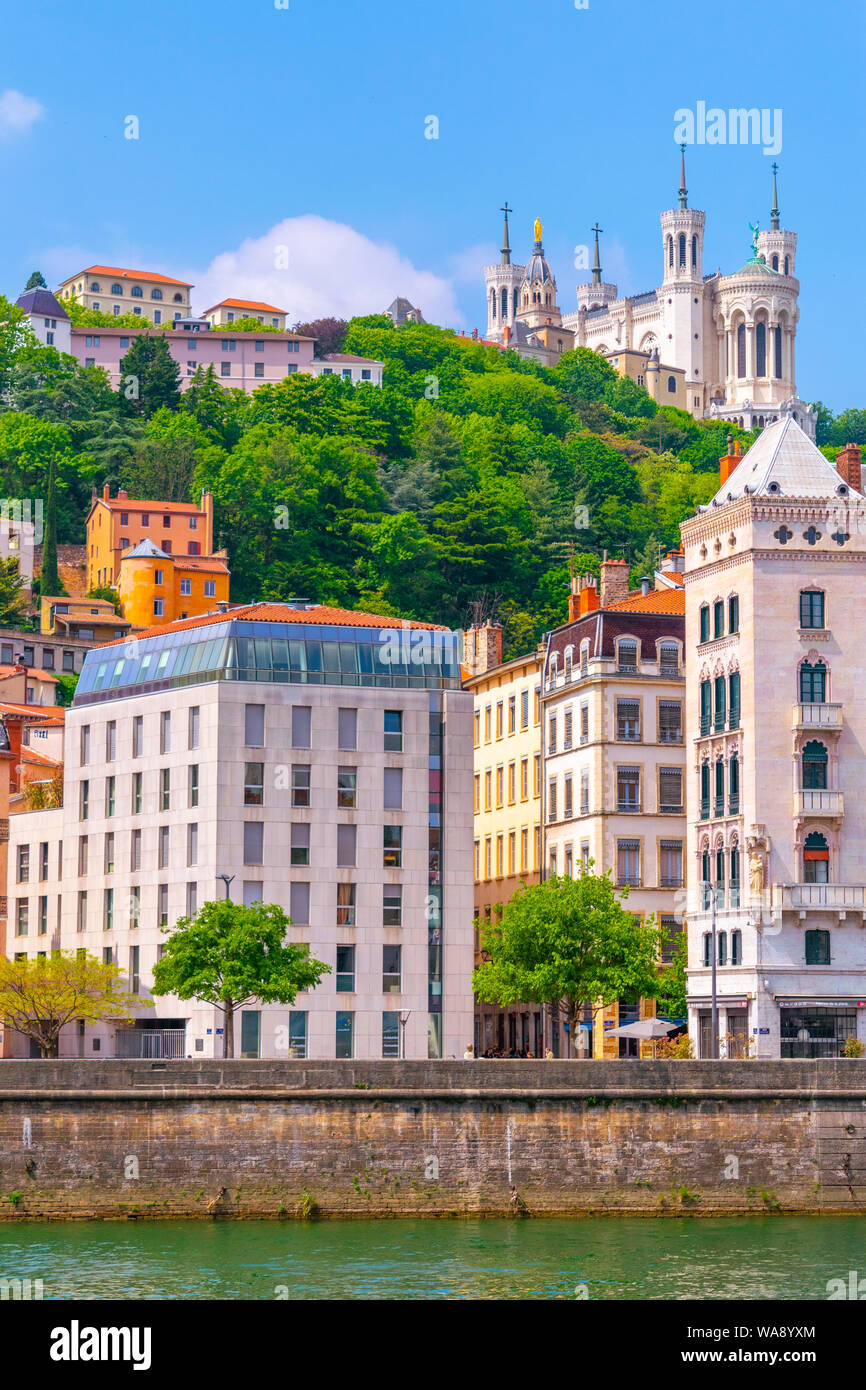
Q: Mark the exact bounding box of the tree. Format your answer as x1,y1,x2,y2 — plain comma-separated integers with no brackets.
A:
0,952,144,1058
151,899,330,1057
24,271,47,290
40,453,60,595
87,586,121,611
117,334,181,418
656,929,688,1019
293,317,348,355
473,868,661,1055
0,556,30,625
121,407,222,501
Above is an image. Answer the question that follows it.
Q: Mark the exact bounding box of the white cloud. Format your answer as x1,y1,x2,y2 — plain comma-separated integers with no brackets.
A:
185,215,462,327
0,89,44,139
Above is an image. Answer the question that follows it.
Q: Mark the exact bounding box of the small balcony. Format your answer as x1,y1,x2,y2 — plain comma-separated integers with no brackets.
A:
793,702,842,731
794,789,844,819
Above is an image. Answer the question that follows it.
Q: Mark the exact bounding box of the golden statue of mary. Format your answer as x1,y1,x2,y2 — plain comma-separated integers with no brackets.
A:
533,217,543,243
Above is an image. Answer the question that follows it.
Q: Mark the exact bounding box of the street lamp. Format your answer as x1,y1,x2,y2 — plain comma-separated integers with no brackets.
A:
217,874,235,901
399,1011,411,1060
702,878,719,1060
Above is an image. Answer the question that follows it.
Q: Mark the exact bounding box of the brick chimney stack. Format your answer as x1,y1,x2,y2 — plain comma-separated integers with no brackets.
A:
836,442,862,493
599,554,629,608
569,573,599,621
719,434,742,487
464,621,503,676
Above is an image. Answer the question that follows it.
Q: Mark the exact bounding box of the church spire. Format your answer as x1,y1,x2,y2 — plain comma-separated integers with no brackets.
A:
591,222,603,286
500,201,512,265
770,162,780,230
678,143,688,209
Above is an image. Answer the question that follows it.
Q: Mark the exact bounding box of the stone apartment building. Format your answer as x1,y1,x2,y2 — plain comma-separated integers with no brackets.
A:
4,603,474,1061
542,557,687,1056
463,623,543,1055
683,420,866,1059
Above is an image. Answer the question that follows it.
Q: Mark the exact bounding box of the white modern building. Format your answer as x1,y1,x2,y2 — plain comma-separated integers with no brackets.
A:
5,603,474,1060
682,419,866,1058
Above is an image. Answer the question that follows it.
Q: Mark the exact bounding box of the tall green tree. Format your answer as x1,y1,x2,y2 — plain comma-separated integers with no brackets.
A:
473,868,661,1056
117,333,181,418
0,952,143,1058
40,453,60,595
152,899,329,1058
0,556,30,625
24,271,47,290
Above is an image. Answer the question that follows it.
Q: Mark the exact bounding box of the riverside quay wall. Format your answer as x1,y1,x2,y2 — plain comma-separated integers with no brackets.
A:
1,1059,865,1218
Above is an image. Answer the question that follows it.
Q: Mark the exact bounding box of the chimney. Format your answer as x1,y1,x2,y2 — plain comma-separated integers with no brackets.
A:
600,555,629,608
836,442,862,493
102,483,110,500
117,488,128,501
464,620,503,676
569,573,599,622
719,434,742,487
640,577,652,596
503,324,511,346
660,546,685,574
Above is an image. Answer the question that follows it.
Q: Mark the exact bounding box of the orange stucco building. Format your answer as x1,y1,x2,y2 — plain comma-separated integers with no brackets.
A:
86,486,216,591
116,539,230,629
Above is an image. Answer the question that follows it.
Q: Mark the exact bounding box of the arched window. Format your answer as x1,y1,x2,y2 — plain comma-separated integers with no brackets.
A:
771,254,779,271
490,290,496,320
731,929,742,964
659,640,679,676
90,281,100,292
701,847,711,906
800,660,827,703
512,289,518,316
580,639,590,675
755,321,766,377
667,375,677,393
678,233,686,267
802,740,828,790
111,282,123,294
703,932,712,966
774,325,783,379
501,287,508,320
699,604,710,643
729,753,739,811
730,846,740,905
174,293,184,302
564,647,573,680
151,288,163,300
805,929,830,964
736,323,746,378
667,235,673,267
717,930,727,966
700,762,710,818
715,843,725,889
728,594,739,632
803,831,829,884
714,756,724,812
691,234,697,267
617,639,638,672
131,286,143,298
800,590,824,629
784,256,789,275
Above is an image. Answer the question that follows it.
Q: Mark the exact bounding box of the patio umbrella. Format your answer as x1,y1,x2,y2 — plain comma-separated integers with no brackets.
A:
606,1017,679,1058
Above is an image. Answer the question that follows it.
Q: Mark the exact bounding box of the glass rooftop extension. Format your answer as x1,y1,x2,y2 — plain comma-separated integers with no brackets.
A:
73,619,462,705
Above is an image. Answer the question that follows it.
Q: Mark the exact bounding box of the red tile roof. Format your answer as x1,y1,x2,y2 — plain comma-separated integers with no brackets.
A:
20,746,62,769
204,298,286,314
607,588,686,615
96,498,204,515
102,602,450,646
0,665,59,683
0,702,63,719
70,265,193,287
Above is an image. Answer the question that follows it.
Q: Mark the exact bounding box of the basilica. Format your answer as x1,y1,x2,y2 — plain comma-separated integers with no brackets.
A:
483,155,816,438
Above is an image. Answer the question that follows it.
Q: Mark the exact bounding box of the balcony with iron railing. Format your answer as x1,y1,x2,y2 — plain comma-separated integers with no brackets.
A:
793,702,843,731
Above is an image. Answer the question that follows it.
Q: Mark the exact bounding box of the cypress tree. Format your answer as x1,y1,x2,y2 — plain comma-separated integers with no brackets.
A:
40,455,61,597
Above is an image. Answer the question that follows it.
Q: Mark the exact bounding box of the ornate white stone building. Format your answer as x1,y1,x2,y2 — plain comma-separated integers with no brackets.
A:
484,159,816,437
682,420,866,1059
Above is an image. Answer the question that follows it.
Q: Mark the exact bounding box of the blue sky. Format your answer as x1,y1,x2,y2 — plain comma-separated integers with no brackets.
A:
1,0,863,409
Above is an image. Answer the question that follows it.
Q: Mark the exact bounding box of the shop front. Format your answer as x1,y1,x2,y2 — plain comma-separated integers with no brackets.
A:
778,999,866,1058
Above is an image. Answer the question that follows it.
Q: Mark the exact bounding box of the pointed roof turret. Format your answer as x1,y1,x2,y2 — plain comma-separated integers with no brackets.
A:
708,416,860,504
500,201,512,265
678,143,688,209
771,161,780,230
590,222,603,286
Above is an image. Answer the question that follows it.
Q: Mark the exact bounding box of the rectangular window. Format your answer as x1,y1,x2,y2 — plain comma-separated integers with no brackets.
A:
659,839,683,887
337,766,357,808
520,758,529,800
131,828,142,872
564,772,573,819
713,600,724,640
580,704,589,744
383,825,402,867
384,709,403,752
728,595,739,633
658,767,683,813
288,1012,307,1059
700,605,710,643
185,882,197,918
158,824,170,870
336,944,355,993
382,1011,400,1058
38,895,48,936
105,776,115,817
729,672,741,729
338,707,357,750
658,700,683,744
291,765,310,807
158,883,168,927
80,725,90,766
800,590,825,630
508,695,516,734
243,822,264,865
337,882,356,926
290,823,310,866
383,944,401,994
290,880,310,925
16,844,29,883
39,841,49,881
548,777,557,822
187,823,198,867
105,721,116,761
129,945,140,995
15,899,28,936
580,769,589,815
204,580,215,598
104,832,115,873
245,704,265,746
160,768,170,811
159,711,171,754
292,706,311,749
80,780,89,820
383,884,402,926
180,576,192,594
383,768,403,810
188,706,200,749
617,767,640,813
103,887,114,931
617,699,640,742
78,835,88,876
336,1012,354,1059
521,689,529,729
495,702,503,738
617,838,641,887
563,707,573,749
714,675,726,731
153,598,164,618
133,715,143,758
548,713,557,754
495,765,504,806
244,762,264,806
188,764,199,808
507,762,516,803
337,823,357,867
76,891,87,932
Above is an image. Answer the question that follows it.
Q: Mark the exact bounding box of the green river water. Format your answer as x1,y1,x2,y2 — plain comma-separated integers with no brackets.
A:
1,1216,864,1299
